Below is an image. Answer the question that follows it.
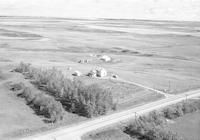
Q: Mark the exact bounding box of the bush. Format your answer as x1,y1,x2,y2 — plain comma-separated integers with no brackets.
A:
125,99,200,140
22,87,38,104
14,62,116,118
182,102,197,114
17,85,64,123
124,114,181,140
60,82,115,117
162,101,199,119
145,111,165,126
163,107,178,119
193,101,200,110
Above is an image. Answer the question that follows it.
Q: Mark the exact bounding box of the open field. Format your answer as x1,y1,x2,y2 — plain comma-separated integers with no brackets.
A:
0,17,200,94
168,112,200,140
0,71,46,140
0,16,200,139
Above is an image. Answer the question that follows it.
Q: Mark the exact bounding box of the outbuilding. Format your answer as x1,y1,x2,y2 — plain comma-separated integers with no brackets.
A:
100,55,111,62
96,68,107,77
87,69,97,77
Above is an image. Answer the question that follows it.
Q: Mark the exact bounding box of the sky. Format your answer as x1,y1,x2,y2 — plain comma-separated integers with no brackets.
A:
0,0,200,21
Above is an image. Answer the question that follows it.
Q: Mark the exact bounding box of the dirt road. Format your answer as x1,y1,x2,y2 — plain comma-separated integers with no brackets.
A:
20,89,200,140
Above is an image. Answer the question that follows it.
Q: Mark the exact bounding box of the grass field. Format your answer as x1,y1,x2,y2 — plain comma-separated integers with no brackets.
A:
1,17,200,94
0,68,47,139
168,112,200,140
0,16,200,139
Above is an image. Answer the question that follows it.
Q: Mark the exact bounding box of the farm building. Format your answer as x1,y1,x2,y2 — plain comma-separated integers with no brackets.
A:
100,55,111,62
96,67,107,77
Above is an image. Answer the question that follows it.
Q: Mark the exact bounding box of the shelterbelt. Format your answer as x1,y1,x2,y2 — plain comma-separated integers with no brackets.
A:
20,88,200,140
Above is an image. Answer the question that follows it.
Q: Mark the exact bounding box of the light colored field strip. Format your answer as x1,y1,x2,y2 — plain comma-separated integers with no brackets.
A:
117,77,172,96
104,77,173,97
20,89,200,140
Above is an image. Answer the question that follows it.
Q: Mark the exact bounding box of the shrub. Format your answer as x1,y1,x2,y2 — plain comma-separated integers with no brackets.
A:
14,62,31,73
145,111,165,126
59,82,115,117
14,62,116,118
162,101,199,119
182,102,197,114
193,101,200,110
22,87,38,104
124,99,200,140
124,114,181,140
16,85,65,123
80,84,115,117
163,107,177,119
174,104,184,117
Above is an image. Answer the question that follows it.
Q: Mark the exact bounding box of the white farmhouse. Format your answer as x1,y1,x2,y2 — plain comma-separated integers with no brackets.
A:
100,55,111,62
96,68,107,77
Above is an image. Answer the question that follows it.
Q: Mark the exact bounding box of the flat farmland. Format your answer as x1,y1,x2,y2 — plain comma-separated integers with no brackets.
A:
168,112,200,140
0,16,200,139
0,17,200,94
